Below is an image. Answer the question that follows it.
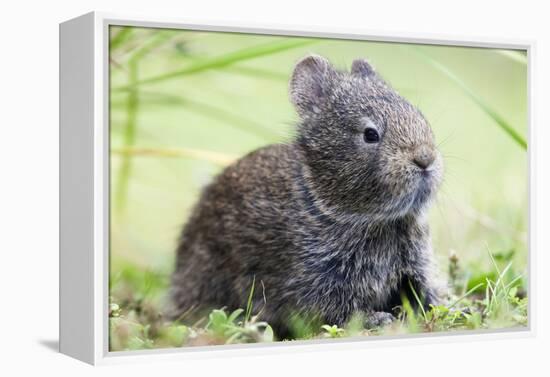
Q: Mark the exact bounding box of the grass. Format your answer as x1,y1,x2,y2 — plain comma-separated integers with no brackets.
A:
108,26,528,351
109,248,527,350
409,47,527,150
112,37,318,91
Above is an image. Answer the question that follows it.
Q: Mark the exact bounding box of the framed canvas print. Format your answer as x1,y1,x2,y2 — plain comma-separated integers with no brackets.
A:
59,12,533,365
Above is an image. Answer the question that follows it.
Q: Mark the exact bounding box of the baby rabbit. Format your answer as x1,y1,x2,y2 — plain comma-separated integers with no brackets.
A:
169,54,444,339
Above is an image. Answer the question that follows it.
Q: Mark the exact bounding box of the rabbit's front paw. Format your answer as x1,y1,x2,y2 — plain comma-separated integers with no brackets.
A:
365,311,395,328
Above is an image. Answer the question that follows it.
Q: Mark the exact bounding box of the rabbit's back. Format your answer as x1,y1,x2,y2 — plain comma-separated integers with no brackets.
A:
169,143,302,319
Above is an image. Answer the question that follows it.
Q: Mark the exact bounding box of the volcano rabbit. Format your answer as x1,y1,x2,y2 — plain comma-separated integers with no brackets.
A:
169,55,444,338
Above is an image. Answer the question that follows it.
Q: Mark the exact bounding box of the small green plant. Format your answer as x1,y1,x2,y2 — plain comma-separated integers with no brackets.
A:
205,308,273,344
108,245,528,351
321,324,346,338
387,248,527,336
206,308,240,337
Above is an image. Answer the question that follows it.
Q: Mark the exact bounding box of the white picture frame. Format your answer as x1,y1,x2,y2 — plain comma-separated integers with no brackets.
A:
59,11,536,365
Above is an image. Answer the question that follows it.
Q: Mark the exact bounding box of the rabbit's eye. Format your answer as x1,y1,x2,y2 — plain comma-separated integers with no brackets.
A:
363,128,380,143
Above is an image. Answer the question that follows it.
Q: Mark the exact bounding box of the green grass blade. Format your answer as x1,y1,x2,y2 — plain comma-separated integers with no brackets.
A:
126,30,180,63
110,27,134,50
485,278,496,314
245,276,256,323
113,37,317,91
495,50,527,65
176,95,283,141
494,261,513,293
410,47,527,150
111,146,237,166
487,246,502,276
448,282,484,309
487,246,512,293
114,60,139,214
503,274,523,291
112,90,282,140
225,65,289,81
407,280,427,320
400,294,419,333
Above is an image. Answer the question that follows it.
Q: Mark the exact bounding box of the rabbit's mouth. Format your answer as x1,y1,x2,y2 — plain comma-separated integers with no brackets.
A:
419,167,436,178
411,178,434,209
407,167,441,211
378,178,436,219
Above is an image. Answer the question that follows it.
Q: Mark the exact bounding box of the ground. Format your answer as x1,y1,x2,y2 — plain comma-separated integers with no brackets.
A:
108,248,527,351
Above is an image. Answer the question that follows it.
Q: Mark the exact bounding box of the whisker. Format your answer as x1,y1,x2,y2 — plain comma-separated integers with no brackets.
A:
442,154,469,164
436,128,457,150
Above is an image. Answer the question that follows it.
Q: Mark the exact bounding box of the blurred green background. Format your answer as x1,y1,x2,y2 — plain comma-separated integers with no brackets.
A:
108,26,528,350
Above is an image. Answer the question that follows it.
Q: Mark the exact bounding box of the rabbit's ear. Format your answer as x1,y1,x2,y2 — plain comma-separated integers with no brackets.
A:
290,55,335,117
351,59,376,78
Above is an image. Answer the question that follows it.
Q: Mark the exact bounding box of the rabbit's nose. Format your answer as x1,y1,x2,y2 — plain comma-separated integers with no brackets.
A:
413,146,435,170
